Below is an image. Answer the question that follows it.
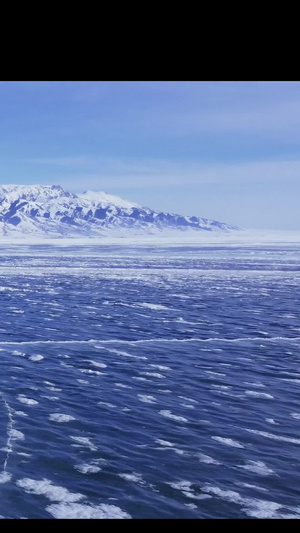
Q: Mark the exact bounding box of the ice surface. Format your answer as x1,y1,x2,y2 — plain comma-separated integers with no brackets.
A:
0,243,300,518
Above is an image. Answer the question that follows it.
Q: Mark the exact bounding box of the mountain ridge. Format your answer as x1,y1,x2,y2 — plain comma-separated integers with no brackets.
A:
0,184,239,237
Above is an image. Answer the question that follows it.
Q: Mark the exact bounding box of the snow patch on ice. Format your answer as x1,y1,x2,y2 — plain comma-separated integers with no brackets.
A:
155,439,174,447
138,395,157,404
266,418,278,425
46,502,131,519
118,472,145,484
212,436,244,448
238,460,275,476
138,303,171,311
9,429,24,441
159,410,187,422
29,354,44,362
142,372,165,379
202,484,300,519
70,436,97,451
245,429,300,444
75,459,105,474
17,395,38,406
149,364,171,371
0,472,12,484
49,413,76,423
290,413,300,419
245,390,274,399
16,478,84,503
89,360,107,368
196,453,220,465
168,481,211,501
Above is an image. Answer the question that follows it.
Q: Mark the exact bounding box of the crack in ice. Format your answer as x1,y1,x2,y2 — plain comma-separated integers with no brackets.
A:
0,392,14,483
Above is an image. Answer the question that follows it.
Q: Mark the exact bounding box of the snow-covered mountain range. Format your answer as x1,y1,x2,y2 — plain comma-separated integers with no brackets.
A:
0,184,239,237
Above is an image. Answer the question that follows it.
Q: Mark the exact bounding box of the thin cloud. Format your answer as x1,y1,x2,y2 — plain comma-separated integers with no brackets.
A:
146,100,300,139
33,157,300,191
25,157,88,167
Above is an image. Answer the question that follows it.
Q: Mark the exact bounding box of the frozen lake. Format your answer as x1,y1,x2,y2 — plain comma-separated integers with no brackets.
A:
0,243,300,518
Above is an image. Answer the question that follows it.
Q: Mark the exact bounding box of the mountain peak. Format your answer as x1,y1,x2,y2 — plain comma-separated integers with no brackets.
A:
0,184,75,202
79,190,143,211
0,184,239,237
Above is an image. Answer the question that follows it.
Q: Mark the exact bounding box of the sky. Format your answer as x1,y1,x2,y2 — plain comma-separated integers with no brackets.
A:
0,80,299,230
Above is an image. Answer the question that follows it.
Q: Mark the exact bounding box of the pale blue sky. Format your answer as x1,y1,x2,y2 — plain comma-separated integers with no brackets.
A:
0,80,299,230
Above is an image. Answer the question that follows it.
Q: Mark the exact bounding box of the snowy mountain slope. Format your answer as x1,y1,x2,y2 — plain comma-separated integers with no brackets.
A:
0,184,239,237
